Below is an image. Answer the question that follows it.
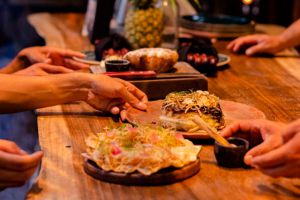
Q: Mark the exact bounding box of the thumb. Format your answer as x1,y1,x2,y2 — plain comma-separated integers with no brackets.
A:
44,58,52,64
244,138,281,165
119,87,147,111
245,43,267,56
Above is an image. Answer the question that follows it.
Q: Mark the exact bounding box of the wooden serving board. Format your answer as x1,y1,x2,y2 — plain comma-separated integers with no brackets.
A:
84,158,200,186
126,100,266,139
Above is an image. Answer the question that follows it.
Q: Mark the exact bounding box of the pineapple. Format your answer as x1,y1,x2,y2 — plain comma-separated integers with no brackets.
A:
124,0,164,49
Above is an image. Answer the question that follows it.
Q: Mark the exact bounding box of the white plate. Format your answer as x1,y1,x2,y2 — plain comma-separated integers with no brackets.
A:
217,53,231,67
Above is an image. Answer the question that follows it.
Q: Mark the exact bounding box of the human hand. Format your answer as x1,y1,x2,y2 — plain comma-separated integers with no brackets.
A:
85,75,148,116
250,119,300,178
221,120,286,166
14,63,74,76
227,34,285,56
18,46,89,70
0,140,43,189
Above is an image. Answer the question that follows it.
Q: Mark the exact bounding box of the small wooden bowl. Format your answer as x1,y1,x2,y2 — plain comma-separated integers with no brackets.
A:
214,137,249,168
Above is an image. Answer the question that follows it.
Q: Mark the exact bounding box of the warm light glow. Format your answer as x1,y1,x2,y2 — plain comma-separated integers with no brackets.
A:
242,0,253,5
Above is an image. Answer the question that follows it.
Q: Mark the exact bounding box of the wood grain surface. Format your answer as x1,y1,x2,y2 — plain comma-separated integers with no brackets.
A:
27,13,300,200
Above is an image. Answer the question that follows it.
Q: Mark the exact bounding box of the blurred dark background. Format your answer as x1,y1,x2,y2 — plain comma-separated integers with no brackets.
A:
0,0,300,65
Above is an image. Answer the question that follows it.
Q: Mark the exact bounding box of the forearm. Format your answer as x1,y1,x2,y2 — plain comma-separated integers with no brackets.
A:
0,73,91,113
278,19,300,49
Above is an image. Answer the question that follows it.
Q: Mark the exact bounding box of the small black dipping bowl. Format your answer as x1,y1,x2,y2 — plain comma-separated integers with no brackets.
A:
214,137,249,168
105,59,130,72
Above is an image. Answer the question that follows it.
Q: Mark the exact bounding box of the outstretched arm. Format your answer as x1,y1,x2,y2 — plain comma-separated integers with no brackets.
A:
278,19,300,49
0,73,88,113
0,47,89,74
227,19,300,56
0,73,147,114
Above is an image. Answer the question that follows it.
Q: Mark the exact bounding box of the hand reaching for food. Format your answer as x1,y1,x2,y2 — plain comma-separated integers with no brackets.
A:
221,119,300,178
227,19,300,56
226,34,285,56
0,140,43,189
18,46,89,70
85,75,148,115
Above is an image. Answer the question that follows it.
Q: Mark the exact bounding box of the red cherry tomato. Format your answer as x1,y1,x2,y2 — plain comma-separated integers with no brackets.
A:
187,54,194,62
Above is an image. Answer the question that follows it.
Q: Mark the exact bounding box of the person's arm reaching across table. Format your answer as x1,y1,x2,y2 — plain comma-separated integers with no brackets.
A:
227,19,300,56
0,47,89,75
0,73,147,115
221,119,300,178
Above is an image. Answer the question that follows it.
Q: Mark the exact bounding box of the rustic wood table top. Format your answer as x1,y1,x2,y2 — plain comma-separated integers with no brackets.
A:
27,13,300,200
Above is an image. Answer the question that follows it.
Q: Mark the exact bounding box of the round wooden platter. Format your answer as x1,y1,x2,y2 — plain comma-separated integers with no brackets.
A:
126,100,266,140
84,159,200,186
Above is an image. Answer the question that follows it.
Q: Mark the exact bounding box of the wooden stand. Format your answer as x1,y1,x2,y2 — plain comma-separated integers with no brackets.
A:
84,159,201,186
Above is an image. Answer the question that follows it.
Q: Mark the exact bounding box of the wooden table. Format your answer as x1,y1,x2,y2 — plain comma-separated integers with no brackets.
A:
27,13,300,200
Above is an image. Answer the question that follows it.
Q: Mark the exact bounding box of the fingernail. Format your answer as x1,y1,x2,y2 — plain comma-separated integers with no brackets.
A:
79,53,86,58
246,50,252,56
244,155,253,165
137,102,147,110
44,59,51,64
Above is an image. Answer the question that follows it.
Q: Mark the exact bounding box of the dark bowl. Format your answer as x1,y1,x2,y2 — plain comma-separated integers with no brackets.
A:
214,137,249,168
105,59,130,72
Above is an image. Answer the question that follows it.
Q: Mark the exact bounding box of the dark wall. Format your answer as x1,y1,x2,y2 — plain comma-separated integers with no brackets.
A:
200,0,299,27
0,0,87,48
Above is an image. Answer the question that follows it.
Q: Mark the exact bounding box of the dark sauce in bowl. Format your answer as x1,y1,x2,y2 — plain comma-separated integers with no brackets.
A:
105,60,130,72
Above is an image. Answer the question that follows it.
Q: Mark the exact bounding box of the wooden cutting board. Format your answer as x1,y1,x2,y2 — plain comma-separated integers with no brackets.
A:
126,100,266,139
84,158,200,186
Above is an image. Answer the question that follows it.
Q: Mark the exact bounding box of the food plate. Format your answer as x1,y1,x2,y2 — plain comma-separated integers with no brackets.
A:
126,100,266,139
84,158,200,186
74,51,230,70
217,54,231,67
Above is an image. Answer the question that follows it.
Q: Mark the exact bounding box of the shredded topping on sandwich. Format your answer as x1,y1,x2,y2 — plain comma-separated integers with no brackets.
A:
161,91,225,131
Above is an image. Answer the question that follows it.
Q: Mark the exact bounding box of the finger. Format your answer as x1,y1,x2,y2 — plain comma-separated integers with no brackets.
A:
0,140,23,155
44,58,52,64
281,119,300,142
251,146,287,168
32,52,48,63
227,37,246,50
110,107,120,115
244,139,281,165
33,68,49,76
226,40,236,50
47,47,86,58
245,43,268,56
40,64,74,74
119,87,147,111
232,38,258,53
0,151,43,171
117,79,148,104
0,166,37,182
63,58,90,70
220,120,259,138
106,99,125,113
48,53,64,66
120,110,127,121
